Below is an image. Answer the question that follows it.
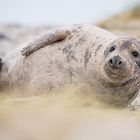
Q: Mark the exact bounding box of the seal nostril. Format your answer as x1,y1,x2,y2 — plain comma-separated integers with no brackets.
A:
109,59,113,64
118,61,122,65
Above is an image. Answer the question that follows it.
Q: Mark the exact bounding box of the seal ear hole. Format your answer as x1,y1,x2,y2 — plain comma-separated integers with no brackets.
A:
132,51,139,57
109,45,116,52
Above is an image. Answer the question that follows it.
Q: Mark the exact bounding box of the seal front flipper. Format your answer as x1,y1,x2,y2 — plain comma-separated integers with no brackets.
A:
128,90,140,111
21,26,78,56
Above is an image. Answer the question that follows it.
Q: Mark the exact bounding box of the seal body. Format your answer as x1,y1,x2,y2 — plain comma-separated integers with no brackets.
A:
1,24,140,106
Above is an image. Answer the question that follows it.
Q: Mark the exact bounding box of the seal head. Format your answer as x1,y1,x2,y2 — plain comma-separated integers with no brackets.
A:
103,37,140,83
99,37,140,105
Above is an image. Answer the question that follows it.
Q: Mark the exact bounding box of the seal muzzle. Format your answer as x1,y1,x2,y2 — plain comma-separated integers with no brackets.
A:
108,55,123,69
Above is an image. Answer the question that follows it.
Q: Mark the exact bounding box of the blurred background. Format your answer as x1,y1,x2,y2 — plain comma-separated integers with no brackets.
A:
0,0,139,25
0,0,140,57
0,1,140,140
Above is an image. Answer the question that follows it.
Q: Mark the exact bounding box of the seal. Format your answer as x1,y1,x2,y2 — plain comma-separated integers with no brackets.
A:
1,24,140,106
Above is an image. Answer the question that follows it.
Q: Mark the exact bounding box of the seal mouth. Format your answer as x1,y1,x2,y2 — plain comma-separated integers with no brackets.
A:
110,72,121,77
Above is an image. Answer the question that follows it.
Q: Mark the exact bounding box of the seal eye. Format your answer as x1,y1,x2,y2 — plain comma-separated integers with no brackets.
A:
132,51,139,57
109,46,116,52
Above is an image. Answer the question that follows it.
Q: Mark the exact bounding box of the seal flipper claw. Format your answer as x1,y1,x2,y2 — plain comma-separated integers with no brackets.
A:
21,26,76,56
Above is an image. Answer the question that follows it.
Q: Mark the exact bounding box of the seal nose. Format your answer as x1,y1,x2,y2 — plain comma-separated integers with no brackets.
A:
109,55,123,69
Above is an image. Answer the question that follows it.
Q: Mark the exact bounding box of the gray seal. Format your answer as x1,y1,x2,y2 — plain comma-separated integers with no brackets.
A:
1,24,140,106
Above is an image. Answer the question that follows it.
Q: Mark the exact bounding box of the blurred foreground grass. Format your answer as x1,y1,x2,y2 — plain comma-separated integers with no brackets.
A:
0,86,140,140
